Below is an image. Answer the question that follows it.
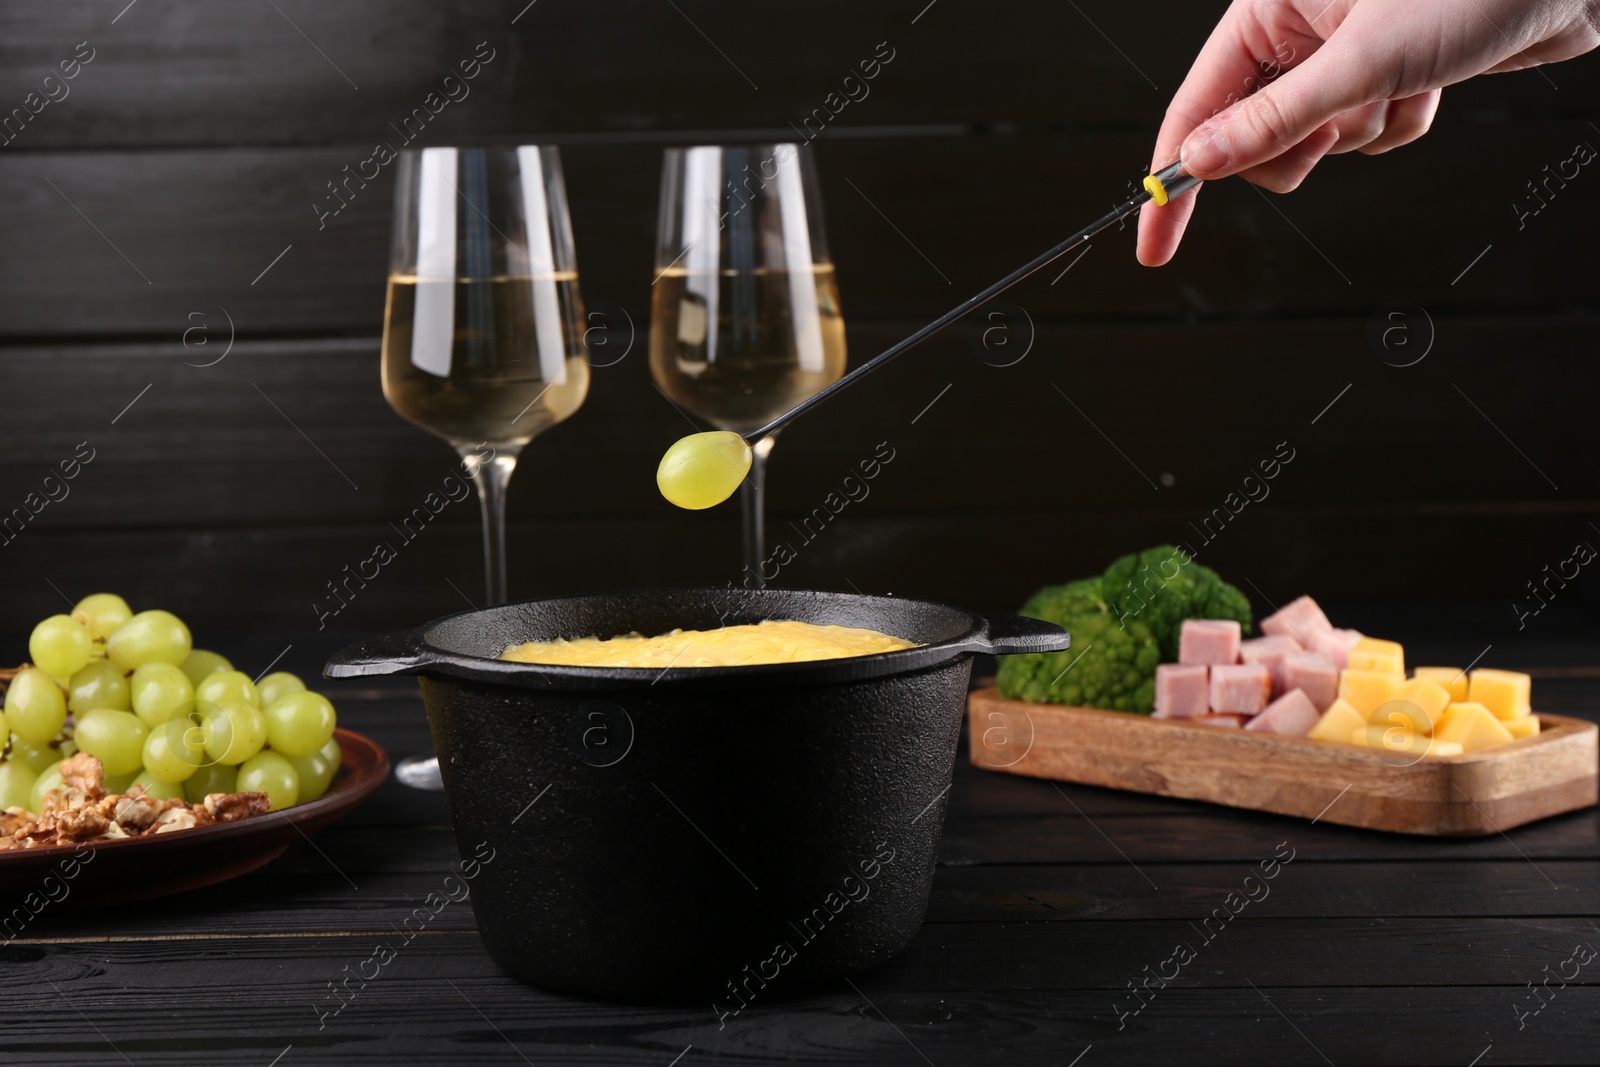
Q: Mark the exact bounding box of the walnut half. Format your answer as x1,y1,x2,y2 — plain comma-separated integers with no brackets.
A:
203,792,271,823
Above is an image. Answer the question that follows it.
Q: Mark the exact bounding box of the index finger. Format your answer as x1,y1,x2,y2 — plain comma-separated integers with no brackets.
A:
1138,13,1322,265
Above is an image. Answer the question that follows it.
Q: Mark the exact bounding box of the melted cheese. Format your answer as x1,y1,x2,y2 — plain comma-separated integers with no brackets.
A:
500,619,916,668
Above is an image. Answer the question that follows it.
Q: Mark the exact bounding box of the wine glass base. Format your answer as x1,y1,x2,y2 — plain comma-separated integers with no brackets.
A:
394,754,446,791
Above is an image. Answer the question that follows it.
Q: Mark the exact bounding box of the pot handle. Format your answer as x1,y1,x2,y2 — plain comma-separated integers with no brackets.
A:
323,630,428,679
978,613,1071,656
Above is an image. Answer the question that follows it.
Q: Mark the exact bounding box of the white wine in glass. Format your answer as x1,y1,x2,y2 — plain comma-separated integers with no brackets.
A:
649,144,846,583
649,264,845,428
382,274,588,446
381,145,589,788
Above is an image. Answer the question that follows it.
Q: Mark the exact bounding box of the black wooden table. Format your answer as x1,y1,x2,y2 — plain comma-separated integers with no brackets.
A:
6,611,1598,1066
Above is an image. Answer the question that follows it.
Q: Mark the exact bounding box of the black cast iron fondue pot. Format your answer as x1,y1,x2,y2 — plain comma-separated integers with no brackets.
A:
325,588,1068,1002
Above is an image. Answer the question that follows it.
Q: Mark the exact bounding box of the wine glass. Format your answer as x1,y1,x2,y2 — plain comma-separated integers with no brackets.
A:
381,145,589,787
649,144,846,585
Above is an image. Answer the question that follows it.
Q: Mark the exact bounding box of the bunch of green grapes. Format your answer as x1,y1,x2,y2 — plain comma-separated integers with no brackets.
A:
1,593,341,816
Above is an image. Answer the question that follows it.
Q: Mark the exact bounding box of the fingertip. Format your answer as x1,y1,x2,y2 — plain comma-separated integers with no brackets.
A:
1135,203,1166,267
1136,243,1171,268
1135,197,1192,267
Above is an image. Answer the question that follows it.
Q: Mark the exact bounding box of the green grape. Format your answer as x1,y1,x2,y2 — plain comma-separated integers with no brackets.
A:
131,770,185,801
195,670,259,715
179,648,233,688
202,702,266,766
104,769,139,794
656,431,752,510
285,747,335,802
263,691,336,757
183,761,236,803
74,709,148,776
129,662,194,728
29,614,95,678
30,764,63,812
5,667,67,745
58,739,77,758
0,760,37,811
237,751,299,810
6,733,58,775
68,659,131,713
105,610,192,672
142,717,207,782
72,592,133,643
256,671,306,709
318,734,342,782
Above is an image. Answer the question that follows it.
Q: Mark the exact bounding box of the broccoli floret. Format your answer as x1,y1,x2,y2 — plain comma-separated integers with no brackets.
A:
997,577,1162,713
1101,544,1252,660
996,546,1254,712
1017,577,1106,627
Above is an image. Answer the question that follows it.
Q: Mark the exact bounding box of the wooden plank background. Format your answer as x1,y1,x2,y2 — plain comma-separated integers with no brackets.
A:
0,0,1596,631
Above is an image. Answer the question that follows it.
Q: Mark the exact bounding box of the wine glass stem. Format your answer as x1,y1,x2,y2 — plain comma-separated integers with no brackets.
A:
461,446,519,606
741,435,777,587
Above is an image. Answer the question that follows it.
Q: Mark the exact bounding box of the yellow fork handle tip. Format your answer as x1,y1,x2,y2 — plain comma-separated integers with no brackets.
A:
1142,173,1169,207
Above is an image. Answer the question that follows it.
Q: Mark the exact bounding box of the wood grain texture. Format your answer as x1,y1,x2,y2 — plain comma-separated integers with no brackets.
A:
0,0,1203,145
15,853,1597,938
7,512,1600,635
0,644,1597,1065
0,313,1597,628
5,946,1596,1067
0,5,1594,612
967,688,1599,835
15,918,1600,993
2,120,1596,337
940,807,1600,863
927,862,1600,921
0,0,1593,1050
1,0,1587,150
6,317,1599,523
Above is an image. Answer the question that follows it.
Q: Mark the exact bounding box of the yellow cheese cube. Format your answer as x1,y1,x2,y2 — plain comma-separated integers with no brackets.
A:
1339,669,1404,717
1352,724,1428,759
1412,667,1468,703
1503,716,1541,741
1348,638,1405,675
1369,678,1452,734
1309,699,1367,743
1468,668,1532,721
1434,702,1515,753
1425,740,1464,757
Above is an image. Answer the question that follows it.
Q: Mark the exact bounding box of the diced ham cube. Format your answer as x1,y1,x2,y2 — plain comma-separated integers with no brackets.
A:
1153,664,1210,718
1306,627,1364,670
1179,619,1243,666
1192,714,1245,728
1259,595,1333,644
1210,663,1271,715
1244,688,1321,736
1282,650,1339,711
1239,635,1302,694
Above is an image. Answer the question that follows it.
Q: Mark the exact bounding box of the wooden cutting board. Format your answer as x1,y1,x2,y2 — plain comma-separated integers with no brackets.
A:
967,687,1599,836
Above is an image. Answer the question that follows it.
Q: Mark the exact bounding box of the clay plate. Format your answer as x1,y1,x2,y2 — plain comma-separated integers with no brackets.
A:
0,728,388,907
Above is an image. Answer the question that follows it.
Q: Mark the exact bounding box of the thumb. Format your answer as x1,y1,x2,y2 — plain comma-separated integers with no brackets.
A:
1179,40,1388,179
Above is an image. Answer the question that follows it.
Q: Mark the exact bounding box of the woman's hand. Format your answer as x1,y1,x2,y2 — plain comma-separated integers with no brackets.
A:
1137,0,1600,266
